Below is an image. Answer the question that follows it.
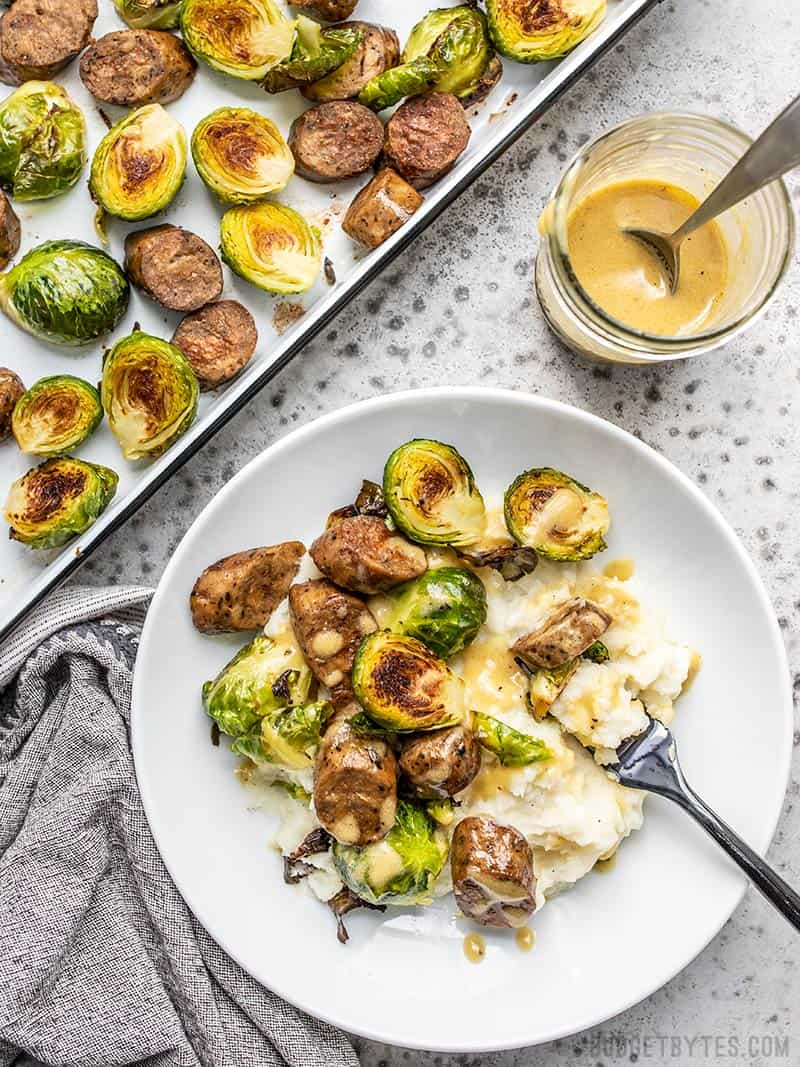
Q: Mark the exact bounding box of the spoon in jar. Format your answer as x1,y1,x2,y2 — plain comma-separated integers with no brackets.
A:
625,93,800,294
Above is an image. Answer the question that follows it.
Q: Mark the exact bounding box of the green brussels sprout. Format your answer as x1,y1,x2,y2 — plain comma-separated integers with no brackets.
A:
263,17,363,92
486,0,606,63
332,799,449,906
114,0,182,29
191,107,294,204
90,104,187,221
0,82,86,201
359,5,493,110
202,633,314,737
524,659,578,721
504,467,610,561
381,566,487,658
426,797,455,826
583,640,609,663
220,201,321,294
231,700,333,769
472,710,552,766
352,631,464,732
12,375,101,455
101,333,198,461
270,779,311,803
4,456,118,549
383,439,486,547
180,0,295,80
0,240,129,347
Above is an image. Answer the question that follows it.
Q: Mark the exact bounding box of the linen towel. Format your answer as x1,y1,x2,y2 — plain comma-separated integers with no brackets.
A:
0,585,359,1067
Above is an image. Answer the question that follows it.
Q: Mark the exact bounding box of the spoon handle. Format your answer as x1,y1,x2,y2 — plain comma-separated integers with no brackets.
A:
675,93,800,241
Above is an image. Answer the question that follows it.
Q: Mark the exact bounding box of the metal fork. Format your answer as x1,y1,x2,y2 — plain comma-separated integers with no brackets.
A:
607,716,800,931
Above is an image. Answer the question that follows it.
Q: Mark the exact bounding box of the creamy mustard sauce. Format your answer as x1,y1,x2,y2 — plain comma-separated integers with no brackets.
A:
603,558,635,581
463,932,486,963
515,926,535,952
567,180,728,336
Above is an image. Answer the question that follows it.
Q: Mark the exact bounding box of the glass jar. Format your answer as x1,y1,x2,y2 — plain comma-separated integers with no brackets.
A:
535,112,794,364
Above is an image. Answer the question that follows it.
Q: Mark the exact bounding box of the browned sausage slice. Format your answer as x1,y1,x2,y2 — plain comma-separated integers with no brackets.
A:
288,101,383,183
190,541,306,634
288,578,377,707
80,29,196,107
382,91,471,189
172,301,257,391
0,367,23,440
302,22,398,103
342,167,423,250
291,0,357,22
124,224,223,312
0,0,97,85
451,816,536,928
399,725,481,799
0,191,20,271
310,513,427,594
512,598,612,670
313,708,398,845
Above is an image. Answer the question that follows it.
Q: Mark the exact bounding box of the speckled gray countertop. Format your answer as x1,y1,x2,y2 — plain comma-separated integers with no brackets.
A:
80,1,799,1063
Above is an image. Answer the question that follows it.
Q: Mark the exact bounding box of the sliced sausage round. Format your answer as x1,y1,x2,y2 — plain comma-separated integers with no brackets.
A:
302,22,399,104
172,300,257,391
0,0,97,85
310,513,427,593
399,725,481,799
0,190,20,270
80,29,196,107
124,224,223,313
288,101,383,183
0,367,23,440
383,91,471,189
451,816,536,928
291,0,357,22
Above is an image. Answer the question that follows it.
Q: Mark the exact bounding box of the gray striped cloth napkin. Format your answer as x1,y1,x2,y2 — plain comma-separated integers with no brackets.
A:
0,585,359,1067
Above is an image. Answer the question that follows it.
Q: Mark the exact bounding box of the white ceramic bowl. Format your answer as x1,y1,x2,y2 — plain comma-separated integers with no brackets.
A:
132,388,792,1052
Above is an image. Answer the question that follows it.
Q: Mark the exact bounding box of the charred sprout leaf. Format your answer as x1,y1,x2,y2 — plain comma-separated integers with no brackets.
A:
354,478,387,517
101,332,198,460
332,799,449,906
180,0,295,80
404,5,493,100
426,797,455,826
583,640,610,663
90,104,187,221
352,631,464,732
358,55,438,111
323,257,336,286
487,0,606,63
284,826,331,884
220,201,321,294
12,375,101,455
114,0,182,28
191,107,294,204
519,657,578,721
381,566,487,658
383,438,486,547
457,543,538,582
271,669,294,702
4,456,117,549
271,778,311,803
504,467,610,561
472,710,552,766
263,18,363,92
0,81,86,201
0,240,129,346
210,721,221,746
202,633,313,737
327,886,386,944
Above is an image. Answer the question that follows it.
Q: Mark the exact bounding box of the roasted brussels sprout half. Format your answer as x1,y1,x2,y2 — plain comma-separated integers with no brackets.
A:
90,104,187,221
383,439,486,547
352,631,464,732
0,82,86,201
0,240,129,347
230,700,333,768
220,201,321,294
381,566,487,658
486,0,606,63
114,0,182,29
202,633,314,737
180,0,295,80
4,456,117,549
472,711,552,766
191,107,294,204
504,468,610,561
332,799,449,906
12,375,101,455
101,332,198,460
263,17,362,93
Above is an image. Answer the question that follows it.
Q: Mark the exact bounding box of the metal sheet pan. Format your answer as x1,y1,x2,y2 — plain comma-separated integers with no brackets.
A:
0,0,661,642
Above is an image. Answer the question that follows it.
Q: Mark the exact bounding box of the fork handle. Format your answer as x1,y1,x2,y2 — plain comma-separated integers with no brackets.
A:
673,782,800,931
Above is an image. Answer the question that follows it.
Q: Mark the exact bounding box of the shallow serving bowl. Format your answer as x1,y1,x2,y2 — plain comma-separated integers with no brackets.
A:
132,388,792,1052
